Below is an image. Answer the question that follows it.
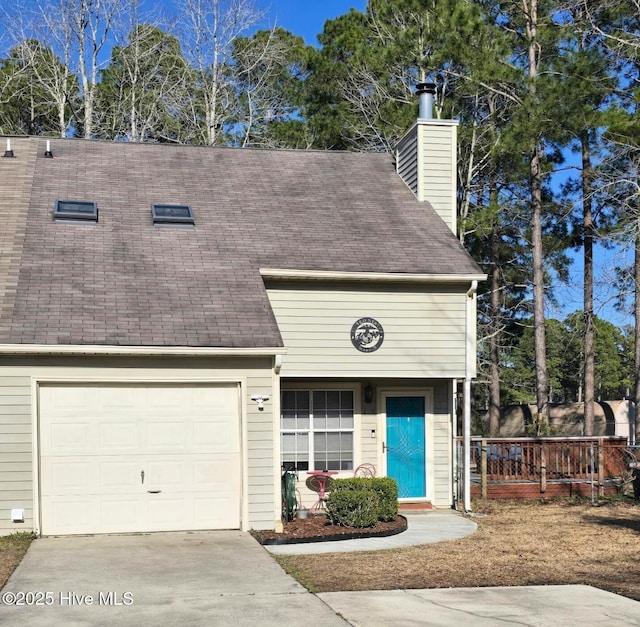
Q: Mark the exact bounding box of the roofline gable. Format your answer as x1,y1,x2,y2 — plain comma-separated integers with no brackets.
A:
260,268,486,283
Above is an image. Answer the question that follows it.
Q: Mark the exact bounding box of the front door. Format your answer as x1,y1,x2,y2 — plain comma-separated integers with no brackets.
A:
385,396,426,499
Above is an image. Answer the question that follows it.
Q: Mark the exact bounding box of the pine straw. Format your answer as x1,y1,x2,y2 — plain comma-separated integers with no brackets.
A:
273,499,640,599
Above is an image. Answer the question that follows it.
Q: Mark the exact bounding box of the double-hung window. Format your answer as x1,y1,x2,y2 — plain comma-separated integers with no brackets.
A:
281,389,354,471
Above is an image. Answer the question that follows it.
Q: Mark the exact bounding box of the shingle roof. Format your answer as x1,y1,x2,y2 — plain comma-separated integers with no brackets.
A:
0,136,482,348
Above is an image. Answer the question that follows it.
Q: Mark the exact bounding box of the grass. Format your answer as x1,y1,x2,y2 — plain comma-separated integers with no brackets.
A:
0,532,35,590
273,499,640,601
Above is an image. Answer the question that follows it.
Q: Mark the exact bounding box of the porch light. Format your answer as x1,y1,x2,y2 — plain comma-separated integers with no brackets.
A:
364,384,374,404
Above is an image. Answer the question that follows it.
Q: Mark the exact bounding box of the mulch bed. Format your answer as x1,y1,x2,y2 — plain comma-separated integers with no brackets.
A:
251,513,407,545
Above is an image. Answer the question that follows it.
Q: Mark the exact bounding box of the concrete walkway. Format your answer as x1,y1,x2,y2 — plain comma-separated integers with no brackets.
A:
319,585,640,626
265,510,478,555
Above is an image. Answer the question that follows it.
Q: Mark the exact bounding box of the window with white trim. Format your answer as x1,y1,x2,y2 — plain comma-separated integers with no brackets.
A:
281,389,354,471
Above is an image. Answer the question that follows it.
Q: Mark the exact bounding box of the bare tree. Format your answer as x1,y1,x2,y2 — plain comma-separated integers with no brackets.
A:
96,22,192,142
175,0,267,145
1,4,77,136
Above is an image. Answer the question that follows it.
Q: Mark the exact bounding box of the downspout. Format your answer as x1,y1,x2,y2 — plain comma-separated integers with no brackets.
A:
464,280,478,512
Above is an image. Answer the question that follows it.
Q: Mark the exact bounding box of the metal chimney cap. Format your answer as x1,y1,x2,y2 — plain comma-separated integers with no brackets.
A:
416,82,436,95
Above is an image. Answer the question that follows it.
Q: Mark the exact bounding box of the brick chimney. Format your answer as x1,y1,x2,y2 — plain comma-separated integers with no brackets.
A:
395,83,459,234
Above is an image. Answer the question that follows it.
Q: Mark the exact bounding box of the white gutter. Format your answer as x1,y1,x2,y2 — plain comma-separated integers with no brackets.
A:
464,280,478,512
261,268,486,284
0,344,286,357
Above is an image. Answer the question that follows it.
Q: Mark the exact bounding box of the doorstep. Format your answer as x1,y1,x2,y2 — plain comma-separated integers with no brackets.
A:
399,502,433,511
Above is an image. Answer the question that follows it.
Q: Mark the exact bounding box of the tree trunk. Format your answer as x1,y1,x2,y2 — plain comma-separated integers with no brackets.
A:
582,130,595,435
635,216,640,443
488,187,501,437
531,146,549,429
526,0,549,430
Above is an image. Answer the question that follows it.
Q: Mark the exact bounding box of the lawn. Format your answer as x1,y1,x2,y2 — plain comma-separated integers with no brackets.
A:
0,533,34,590
273,499,640,600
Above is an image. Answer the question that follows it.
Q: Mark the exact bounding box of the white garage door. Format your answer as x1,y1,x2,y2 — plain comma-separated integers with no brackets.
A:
39,382,241,535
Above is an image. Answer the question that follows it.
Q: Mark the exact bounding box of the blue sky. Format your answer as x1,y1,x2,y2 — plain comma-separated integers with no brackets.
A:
269,1,367,44
149,1,367,46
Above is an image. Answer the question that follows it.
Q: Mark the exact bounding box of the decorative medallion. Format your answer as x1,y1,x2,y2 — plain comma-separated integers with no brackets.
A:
350,318,384,353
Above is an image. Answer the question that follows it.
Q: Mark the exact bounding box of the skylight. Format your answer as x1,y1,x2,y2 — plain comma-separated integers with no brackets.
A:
54,200,98,222
151,204,194,226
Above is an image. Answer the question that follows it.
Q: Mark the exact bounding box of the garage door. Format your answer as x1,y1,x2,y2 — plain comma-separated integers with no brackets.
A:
38,383,241,535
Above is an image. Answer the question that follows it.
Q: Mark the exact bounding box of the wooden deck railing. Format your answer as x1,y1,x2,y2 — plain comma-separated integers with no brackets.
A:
461,437,628,498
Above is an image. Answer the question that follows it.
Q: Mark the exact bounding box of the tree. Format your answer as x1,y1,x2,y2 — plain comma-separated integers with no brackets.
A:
174,0,267,146
0,39,76,136
96,24,191,142
229,27,311,148
581,0,640,441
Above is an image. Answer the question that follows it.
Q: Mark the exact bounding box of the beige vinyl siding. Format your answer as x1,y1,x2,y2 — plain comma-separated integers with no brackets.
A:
0,355,277,535
419,123,457,233
0,377,32,534
268,282,468,378
395,120,458,235
396,128,418,196
432,381,453,506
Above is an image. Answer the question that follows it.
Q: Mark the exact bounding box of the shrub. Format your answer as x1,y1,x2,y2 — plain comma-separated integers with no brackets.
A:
326,489,379,528
329,477,399,522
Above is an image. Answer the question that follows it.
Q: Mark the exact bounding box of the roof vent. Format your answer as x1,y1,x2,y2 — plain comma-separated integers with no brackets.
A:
416,83,436,120
3,138,14,158
151,204,195,227
44,140,53,159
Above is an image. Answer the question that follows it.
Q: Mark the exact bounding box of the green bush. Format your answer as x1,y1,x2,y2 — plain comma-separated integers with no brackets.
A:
329,477,398,522
326,489,379,528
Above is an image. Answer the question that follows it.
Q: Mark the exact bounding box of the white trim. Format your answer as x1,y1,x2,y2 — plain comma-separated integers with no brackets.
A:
463,281,479,512
260,268,486,283
272,360,282,527
32,375,248,535
378,387,434,501
279,381,361,477
1,344,286,357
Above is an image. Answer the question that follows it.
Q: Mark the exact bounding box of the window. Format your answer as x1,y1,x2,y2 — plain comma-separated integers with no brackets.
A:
151,203,194,226
54,200,98,222
281,389,354,471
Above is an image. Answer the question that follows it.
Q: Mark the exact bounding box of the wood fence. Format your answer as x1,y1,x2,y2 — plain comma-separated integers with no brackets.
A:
462,436,629,499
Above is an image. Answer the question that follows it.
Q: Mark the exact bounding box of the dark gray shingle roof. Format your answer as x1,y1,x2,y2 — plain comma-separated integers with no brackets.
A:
0,137,482,348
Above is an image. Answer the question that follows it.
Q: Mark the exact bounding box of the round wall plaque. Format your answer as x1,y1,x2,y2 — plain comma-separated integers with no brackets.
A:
350,318,384,353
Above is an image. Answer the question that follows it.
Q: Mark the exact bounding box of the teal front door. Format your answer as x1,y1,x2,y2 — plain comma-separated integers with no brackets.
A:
385,396,426,498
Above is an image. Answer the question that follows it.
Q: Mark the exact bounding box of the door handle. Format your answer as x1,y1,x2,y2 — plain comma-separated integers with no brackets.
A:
382,442,387,453
141,470,145,485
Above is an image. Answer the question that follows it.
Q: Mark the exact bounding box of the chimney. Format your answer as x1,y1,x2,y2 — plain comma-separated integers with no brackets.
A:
416,82,436,120
394,84,459,234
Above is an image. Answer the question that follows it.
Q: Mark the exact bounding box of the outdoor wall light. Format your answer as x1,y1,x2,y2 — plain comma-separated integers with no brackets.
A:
251,394,269,411
364,384,374,404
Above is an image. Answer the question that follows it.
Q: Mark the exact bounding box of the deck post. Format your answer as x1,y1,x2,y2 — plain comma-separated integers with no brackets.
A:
481,439,487,499
598,440,605,497
540,444,547,493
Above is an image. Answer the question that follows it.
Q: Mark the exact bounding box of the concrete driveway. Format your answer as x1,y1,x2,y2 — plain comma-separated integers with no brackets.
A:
3,531,640,626
0,531,348,627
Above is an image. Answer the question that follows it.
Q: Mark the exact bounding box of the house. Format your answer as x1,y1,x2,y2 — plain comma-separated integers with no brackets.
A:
0,88,484,536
